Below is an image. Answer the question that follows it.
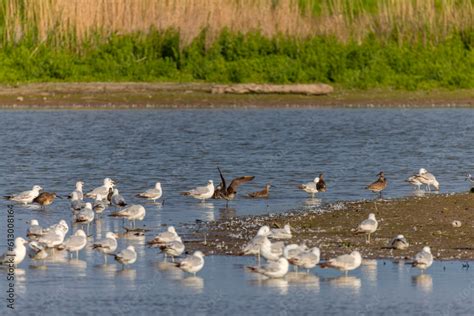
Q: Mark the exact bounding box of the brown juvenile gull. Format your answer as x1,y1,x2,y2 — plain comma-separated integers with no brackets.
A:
213,167,255,202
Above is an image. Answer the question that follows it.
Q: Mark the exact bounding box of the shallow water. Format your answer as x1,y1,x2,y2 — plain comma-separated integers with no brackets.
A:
1,257,474,315
1,108,474,314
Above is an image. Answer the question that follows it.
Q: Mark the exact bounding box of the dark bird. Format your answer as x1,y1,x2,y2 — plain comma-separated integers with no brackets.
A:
316,173,327,192
33,192,59,208
212,167,255,202
367,171,387,198
247,184,272,199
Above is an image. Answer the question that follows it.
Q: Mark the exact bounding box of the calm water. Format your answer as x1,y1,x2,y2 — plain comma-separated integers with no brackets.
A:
1,108,474,314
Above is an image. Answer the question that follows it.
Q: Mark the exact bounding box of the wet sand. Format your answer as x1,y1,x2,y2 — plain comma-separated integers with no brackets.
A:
0,82,473,108
185,192,474,260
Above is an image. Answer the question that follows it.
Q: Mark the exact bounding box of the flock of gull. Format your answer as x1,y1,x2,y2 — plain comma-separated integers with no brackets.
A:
0,166,452,280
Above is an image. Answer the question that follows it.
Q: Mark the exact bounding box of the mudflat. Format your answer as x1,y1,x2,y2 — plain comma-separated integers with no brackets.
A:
0,82,472,108
185,192,474,260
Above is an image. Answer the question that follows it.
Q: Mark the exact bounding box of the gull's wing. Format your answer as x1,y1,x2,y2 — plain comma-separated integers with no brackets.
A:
228,176,255,194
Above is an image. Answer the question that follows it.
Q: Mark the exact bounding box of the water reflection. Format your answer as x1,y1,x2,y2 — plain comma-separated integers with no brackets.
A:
181,276,205,293
361,259,378,284
412,274,433,293
286,272,320,291
219,207,237,220
328,276,362,293
197,203,215,221
250,277,289,295
303,198,322,208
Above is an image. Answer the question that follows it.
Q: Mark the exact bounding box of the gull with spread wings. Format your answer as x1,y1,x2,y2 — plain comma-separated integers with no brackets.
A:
212,167,254,204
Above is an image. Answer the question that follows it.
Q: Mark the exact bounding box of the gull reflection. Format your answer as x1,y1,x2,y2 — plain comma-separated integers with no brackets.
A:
328,276,362,293
198,203,215,221
249,277,289,295
412,190,426,197
95,263,118,279
156,261,184,280
361,259,378,284
303,198,322,208
286,272,320,291
412,274,433,293
180,276,204,293
117,268,137,287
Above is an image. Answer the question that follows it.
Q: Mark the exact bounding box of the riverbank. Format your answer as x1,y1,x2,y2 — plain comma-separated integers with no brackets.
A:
0,83,473,108
184,192,474,260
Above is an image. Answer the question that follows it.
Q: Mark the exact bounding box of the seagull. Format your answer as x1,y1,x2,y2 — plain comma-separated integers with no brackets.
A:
269,224,292,240
466,174,474,185
319,251,362,275
406,173,424,191
247,257,289,278
159,237,185,262
367,171,387,198
213,167,255,202
416,168,440,192
288,247,320,273
70,192,86,212
240,226,271,264
33,192,59,208
147,226,179,247
109,204,146,228
92,232,118,264
0,237,28,265
85,178,115,199
26,219,44,239
112,245,137,269
28,241,49,262
93,194,107,214
388,234,409,250
74,202,95,232
181,180,215,202
68,181,84,200
175,251,205,276
298,174,326,197
283,243,308,260
60,229,87,259
136,182,163,203
247,184,271,199
4,185,42,204
412,246,433,272
37,226,67,249
45,219,69,236
110,188,127,207
354,213,378,244
260,239,284,261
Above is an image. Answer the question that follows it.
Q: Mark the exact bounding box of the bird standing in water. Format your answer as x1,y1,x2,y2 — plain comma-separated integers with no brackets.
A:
367,171,387,198
213,167,255,204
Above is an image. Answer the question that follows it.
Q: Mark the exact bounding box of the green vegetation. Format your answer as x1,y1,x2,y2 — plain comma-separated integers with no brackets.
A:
0,0,472,89
0,30,472,90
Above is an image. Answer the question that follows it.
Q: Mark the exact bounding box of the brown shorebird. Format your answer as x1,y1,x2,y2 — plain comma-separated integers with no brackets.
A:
33,192,59,208
367,171,387,198
247,184,271,199
212,167,255,203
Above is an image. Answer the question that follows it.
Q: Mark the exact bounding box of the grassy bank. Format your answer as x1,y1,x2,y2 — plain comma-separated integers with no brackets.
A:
0,0,472,89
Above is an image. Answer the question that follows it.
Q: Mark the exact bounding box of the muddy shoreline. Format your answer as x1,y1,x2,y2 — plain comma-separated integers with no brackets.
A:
0,82,472,108
183,192,474,260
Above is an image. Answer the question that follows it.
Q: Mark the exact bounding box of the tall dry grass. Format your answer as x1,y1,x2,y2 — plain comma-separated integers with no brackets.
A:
3,0,474,46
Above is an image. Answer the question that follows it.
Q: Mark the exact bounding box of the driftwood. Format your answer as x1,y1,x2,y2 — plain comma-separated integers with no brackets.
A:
211,83,333,96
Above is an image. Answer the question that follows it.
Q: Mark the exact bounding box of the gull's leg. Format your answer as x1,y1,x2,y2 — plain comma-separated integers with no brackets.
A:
104,255,107,264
